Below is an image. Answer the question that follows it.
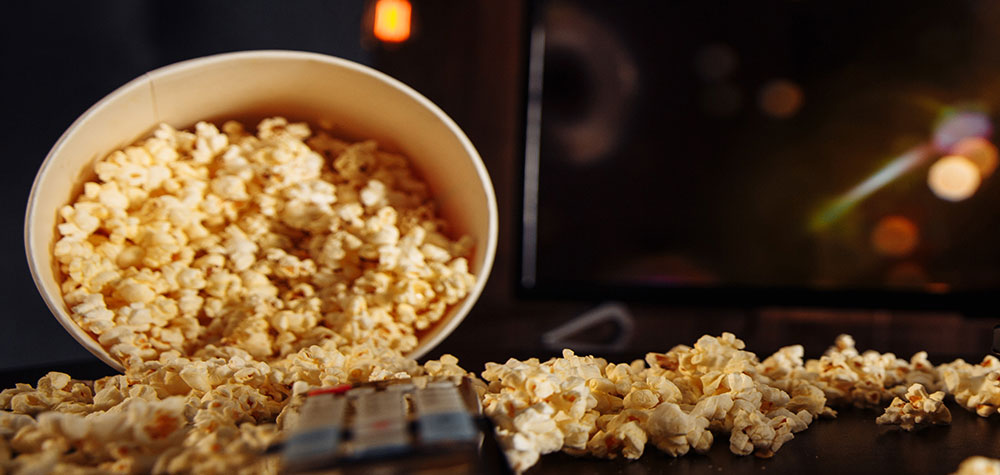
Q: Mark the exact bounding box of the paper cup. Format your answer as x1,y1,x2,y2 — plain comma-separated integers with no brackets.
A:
25,50,498,372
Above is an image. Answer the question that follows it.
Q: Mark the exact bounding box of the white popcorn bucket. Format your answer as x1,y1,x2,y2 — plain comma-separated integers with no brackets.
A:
24,50,498,372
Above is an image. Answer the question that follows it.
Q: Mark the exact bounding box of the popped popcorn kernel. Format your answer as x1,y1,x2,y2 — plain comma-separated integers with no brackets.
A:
952,456,1000,475
876,383,951,431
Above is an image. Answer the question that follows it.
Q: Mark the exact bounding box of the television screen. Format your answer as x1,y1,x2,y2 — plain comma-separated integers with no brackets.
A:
520,0,1000,310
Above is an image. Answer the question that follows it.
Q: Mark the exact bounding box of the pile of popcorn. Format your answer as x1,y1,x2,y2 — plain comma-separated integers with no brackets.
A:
0,348,473,473
478,333,1000,473
480,333,826,470
6,330,1000,474
2,117,479,474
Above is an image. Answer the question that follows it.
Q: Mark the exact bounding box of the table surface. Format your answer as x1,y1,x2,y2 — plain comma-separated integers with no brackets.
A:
527,402,1000,474
4,361,1000,474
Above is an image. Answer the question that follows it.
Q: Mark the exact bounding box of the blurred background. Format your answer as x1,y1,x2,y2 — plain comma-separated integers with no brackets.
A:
2,0,998,380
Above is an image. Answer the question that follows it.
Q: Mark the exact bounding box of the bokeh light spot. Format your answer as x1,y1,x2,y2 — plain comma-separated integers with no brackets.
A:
950,136,998,178
932,110,992,150
871,215,919,258
373,0,412,43
758,79,804,119
928,155,981,202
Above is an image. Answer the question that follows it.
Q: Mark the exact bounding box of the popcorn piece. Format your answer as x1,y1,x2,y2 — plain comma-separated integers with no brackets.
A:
0,411,35,438
939,356,1000,417
645,402,712,457
876,383,951,431
952,456,1000,475
480,335,839,472
803,335,904,409
622,388,658,410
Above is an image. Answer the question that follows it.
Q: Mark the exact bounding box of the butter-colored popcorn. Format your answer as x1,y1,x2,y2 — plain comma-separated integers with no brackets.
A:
758,344,802,377
479,334,842,471
2,116,486,473
18,243,997,475
54,118,475,368
938,356,1000,417
0,412,35,438
952,456,1000,475
557,410,597,453
645,402,712,457
961,370,1000,417
491,402,565,474
594,408,650,460
829,334,859,356
876,383,951,431
2,326,985,475
0,373,92,417
681,333,758,377
1,350,472,473
803,335,900,409
623,388,658,410
481,350,612,471
890,351,940,395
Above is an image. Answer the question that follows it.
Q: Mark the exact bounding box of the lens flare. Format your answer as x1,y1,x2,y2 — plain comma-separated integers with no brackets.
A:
928,155,981,201
811,107,992,231
810,144,934,231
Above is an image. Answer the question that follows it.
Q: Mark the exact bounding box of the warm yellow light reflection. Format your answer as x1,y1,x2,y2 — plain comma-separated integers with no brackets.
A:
872,215,919,257
374,0,411,43
950,136,998,178
758,79,803,119
928,155,981,201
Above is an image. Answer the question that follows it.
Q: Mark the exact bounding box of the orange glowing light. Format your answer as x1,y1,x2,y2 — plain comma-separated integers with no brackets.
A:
928,155,981,202
950,136,998,178
871,215,919,258
758,79,803,119
374,0,411,43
